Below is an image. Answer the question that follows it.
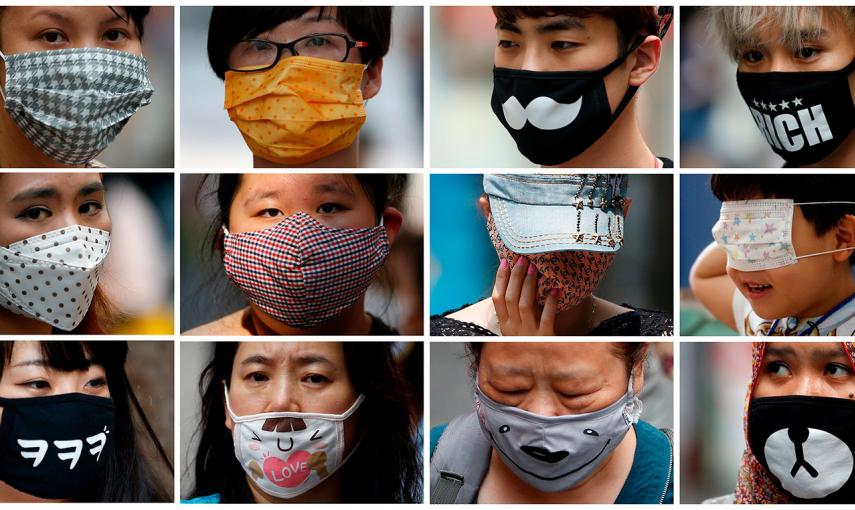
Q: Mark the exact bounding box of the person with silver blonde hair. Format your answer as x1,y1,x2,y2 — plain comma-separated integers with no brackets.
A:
707,6,855,168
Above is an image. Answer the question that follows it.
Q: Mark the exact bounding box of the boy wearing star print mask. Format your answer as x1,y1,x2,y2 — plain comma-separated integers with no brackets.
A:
490,7,673,168
690,175,855,336
709,7,855,167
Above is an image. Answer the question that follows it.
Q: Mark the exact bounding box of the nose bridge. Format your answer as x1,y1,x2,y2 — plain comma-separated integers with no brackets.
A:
523,388,562,417
794,371,825,397
521,45,547,72
268,374,301,412
768,51,799,73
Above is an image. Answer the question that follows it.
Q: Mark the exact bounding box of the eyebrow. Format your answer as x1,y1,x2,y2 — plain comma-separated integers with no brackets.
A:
496,16,586,34
11,181,104,202
10,359,48,368
30,10,74,25
489,364,595,381
243,189,280,208
765,345,848,363
240,354,335,368
312,180,355,197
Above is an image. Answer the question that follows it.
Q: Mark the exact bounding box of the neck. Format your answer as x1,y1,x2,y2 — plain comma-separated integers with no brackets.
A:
253,139,359,168
552,295,598,335
805,130,855,168
481,425,636,504
0,308,52,334
248,468,344,504
0,480,69,503
246,297,373,335
0,108,75,168
547,101,656,168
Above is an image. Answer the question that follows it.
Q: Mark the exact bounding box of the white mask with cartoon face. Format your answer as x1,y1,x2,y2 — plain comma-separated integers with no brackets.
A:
224,387,364,499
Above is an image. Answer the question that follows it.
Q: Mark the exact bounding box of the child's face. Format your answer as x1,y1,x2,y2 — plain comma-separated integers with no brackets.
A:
727,201,843,319
735,9,855,101
227,174,379,234
494,14,632,112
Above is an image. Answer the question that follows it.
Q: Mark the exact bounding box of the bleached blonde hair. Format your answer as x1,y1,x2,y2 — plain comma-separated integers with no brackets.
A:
709,6,855,60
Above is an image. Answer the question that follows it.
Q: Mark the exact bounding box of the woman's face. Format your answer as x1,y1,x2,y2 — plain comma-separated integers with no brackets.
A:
0,6,143,56
225,341,359,438
251,7,365,66
0,341,110,423
477,342,640,416
0,173,110,247
227,174,380,234
754,342,855,399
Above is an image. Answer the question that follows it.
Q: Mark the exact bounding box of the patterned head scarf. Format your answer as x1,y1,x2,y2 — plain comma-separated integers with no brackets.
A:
734,342,855,503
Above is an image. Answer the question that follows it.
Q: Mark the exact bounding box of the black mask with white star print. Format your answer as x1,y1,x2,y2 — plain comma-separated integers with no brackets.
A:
748,395,855,503
736,57,855,166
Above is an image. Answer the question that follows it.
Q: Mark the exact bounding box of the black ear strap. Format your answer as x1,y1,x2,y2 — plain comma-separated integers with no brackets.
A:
657,6,674,39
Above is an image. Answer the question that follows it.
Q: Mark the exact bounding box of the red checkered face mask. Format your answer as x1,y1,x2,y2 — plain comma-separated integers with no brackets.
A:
223,212,390,329
487,213,615,311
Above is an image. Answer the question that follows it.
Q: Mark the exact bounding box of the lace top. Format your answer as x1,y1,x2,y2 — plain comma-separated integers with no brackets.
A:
430,304,673,336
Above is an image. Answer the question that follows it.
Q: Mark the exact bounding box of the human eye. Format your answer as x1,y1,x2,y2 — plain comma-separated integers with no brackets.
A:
79,201,103,216
825,363,852,378
247,372,269,383
497,39,518,49
258,208,283,218
85,376,108,389
766,360,792,377
20,379,50,391
794,46,820,60
304,35,333,47
39,29,68,45
16,206,51,221
316,203,342,215
551,40,580,51
103,29,129,43
303,373,329,385
740,50,764,64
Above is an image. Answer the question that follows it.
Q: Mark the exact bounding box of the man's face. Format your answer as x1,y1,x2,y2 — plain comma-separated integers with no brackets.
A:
494,14,633,112
735,9,855,103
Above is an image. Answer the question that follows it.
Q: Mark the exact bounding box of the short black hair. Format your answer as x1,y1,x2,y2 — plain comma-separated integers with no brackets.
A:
711,175,855,264
207,7,392,79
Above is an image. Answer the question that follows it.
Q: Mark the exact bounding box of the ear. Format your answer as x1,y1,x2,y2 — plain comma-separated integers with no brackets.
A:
361,58,384,100
833,214,855,262
628,35,661,88
631,344,650,394
222,380,234,432
622,197,633,221
479,195,491,218
381,206,403,246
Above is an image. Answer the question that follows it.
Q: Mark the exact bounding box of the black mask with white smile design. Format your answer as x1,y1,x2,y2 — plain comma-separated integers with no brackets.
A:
748,395,855,503
491,36,645,166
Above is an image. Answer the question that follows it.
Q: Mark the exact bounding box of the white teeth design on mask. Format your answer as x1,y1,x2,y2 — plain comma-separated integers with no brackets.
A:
502,95,583,131
764,427,853,499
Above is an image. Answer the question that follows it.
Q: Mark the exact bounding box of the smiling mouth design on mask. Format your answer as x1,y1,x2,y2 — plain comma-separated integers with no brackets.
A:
501,95,583,131
489,429,611,480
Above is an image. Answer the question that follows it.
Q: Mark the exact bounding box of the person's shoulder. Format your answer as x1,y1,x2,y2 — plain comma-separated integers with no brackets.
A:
183,309,252,336
430,298,497,336
616,420,673,503
429,423,449,458
181,494,221,504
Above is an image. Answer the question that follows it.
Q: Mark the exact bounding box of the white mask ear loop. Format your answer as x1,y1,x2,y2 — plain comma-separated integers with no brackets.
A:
793,201,855,261
0,50,6,102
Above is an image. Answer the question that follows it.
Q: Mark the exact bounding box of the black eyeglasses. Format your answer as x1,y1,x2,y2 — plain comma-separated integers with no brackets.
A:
227,33,369,72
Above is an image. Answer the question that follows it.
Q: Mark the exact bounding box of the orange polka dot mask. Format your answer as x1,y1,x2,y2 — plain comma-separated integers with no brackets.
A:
224,56,367,166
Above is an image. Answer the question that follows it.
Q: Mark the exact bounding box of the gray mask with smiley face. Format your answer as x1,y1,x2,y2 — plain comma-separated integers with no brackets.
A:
474,376,641,492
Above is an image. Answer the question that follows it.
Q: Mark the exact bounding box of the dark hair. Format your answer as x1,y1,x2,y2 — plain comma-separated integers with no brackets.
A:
465,342,648,377
190,342,421,503
0,6,150,47
207,7,392,79
0,341,171,502
199,173,406,255
492,6,660,50
710,174,855,264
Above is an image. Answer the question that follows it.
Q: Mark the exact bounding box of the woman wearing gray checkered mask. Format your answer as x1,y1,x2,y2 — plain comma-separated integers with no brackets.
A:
0,7,154,168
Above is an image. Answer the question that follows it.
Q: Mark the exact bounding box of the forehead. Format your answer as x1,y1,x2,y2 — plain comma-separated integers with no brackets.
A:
0,173,103,199
763,342,851,363
0,6,130,24
234,342,346,364
235,174,359,197
481,342,620,371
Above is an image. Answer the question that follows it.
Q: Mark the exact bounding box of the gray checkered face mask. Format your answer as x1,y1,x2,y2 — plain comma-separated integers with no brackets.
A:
0,47,154,165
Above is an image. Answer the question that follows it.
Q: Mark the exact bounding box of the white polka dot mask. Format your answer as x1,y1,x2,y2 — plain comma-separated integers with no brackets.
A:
0,225,110,331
